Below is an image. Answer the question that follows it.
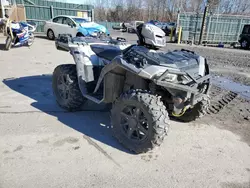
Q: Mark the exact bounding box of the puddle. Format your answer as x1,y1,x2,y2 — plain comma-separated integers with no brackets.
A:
211,76,250,100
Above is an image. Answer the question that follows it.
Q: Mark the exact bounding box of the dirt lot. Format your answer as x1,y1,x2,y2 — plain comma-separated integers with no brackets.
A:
0,31,250,188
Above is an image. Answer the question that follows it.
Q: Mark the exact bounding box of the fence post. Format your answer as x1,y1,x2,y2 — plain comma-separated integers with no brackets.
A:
199,4,208,45
91,9,94,22
50,5,54,18
178,26,182,44
175,11,180,40
206,15,211,43
170,27,174,42
237,18,243,41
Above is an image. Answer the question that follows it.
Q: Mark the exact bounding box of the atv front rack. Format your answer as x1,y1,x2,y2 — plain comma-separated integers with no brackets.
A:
154,69,211,105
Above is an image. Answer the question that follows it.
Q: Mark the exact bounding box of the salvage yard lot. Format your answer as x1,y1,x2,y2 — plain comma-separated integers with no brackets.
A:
0,31,250,188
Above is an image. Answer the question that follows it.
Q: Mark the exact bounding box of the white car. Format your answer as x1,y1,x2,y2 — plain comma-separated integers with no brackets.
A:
43,15,109,40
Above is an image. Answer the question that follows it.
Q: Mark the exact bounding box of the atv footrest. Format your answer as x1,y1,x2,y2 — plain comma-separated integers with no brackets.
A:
83,94,103,104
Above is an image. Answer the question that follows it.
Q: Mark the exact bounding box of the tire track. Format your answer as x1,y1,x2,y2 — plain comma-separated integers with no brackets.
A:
82,134,121,168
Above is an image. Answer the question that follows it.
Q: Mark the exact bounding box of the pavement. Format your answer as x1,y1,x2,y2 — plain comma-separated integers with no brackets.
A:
0,32,250,188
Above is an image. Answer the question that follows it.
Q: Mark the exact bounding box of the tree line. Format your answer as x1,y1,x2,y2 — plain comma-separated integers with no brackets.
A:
91,0,250,22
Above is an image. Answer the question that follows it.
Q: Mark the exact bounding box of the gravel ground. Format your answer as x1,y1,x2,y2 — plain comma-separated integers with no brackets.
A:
0,32,250,188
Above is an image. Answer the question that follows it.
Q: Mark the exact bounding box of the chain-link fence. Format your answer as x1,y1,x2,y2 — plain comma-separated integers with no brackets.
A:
179,12,250,44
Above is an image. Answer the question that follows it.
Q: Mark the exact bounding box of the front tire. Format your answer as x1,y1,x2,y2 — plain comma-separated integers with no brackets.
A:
27,33,35,46
52,64,86,111
5,36,12,50
111,90,170,154
76,32,84,37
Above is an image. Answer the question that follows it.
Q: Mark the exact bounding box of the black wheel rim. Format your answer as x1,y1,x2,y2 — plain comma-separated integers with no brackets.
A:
57,74,71,100
120,106,149,142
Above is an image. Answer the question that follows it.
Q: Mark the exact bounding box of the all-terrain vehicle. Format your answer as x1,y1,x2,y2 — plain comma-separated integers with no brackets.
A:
52,23,211,153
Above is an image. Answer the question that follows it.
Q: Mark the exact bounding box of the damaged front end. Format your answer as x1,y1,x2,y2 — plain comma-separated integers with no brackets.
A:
153,56,211,117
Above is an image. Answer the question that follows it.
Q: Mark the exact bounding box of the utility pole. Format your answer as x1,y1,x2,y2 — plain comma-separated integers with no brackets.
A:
198,1,209,45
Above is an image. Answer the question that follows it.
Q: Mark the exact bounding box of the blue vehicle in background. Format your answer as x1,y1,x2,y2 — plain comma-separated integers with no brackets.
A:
44,15,109,40
4,14,37,50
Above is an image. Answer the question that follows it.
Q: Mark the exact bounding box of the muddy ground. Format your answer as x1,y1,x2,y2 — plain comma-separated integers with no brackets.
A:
166,42,250,149
165,42,250,149
0,31,250,188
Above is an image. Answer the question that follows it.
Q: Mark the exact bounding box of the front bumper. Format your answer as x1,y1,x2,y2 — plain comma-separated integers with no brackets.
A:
154,69,210,106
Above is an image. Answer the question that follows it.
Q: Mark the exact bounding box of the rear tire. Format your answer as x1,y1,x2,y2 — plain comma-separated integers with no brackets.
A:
47,29,55,40
111,90,170,154
240,40,249,49
5,36,12,50
52,64,86,111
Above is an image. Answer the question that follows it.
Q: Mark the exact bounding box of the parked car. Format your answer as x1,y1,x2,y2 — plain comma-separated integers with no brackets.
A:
112,22,129,32
239,24,250,49
148,20,161,26
44,15,109,40
127,21,144,33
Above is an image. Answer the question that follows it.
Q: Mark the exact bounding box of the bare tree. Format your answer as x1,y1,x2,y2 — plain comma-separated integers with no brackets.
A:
217,0,250,14
91,0,249,22
188,0,204,13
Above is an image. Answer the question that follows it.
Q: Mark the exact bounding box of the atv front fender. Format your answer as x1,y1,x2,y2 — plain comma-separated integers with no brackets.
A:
93,55,141,94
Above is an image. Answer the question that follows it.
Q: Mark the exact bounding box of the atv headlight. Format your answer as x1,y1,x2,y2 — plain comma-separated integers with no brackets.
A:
179,75,192,84
155,73,177,82
162,73,177,82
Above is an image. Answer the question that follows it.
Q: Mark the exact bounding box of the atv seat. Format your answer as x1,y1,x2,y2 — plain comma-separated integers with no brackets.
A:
90,44,122,61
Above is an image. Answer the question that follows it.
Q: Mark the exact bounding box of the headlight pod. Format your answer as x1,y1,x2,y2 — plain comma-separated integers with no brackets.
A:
162,73,177,82
155,73,178,82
